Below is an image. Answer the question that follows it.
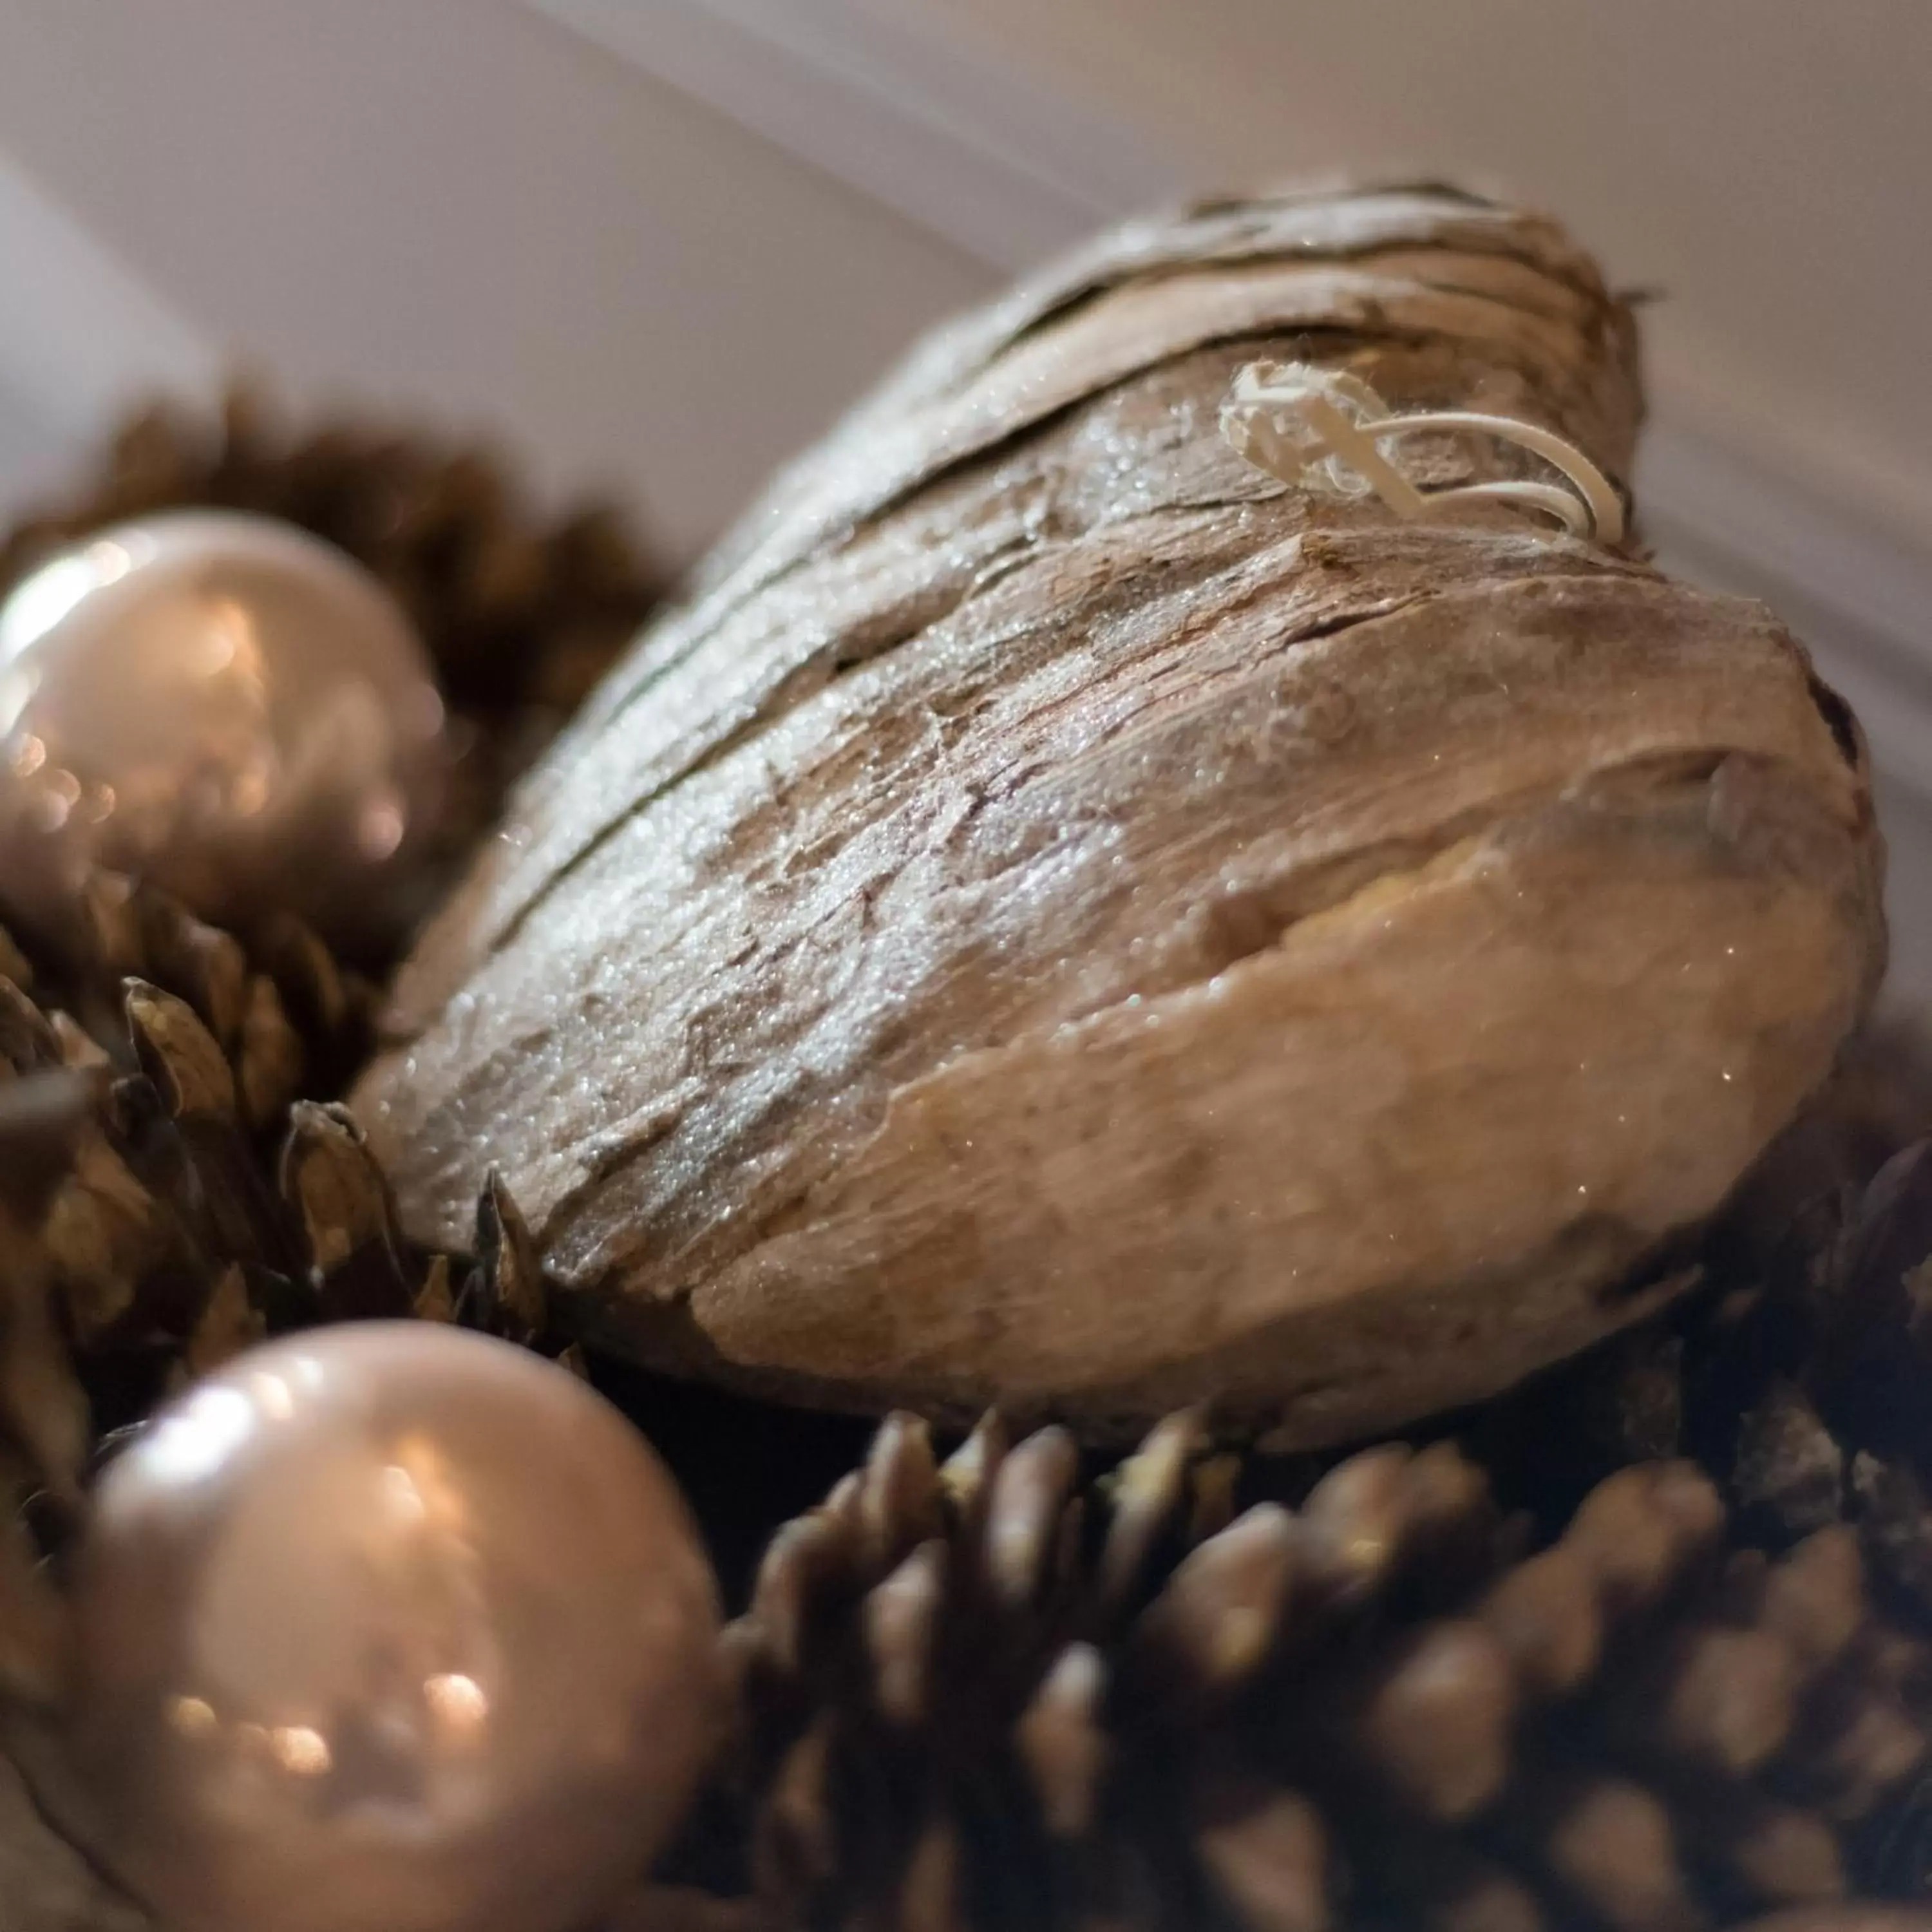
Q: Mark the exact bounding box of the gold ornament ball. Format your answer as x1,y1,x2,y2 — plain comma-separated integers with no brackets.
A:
0,510,448,945
67,1324,724,1932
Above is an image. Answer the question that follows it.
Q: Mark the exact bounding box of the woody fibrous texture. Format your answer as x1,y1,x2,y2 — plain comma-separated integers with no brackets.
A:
357,184,1885,1447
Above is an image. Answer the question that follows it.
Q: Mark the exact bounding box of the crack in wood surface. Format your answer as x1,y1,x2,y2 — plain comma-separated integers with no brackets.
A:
355,186,1884,1446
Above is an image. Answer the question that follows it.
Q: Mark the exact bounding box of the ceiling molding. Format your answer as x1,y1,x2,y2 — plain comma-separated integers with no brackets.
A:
526,0,1179,270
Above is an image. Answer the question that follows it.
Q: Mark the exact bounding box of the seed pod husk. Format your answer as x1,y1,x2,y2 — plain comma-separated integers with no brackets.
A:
357,184,1886,1446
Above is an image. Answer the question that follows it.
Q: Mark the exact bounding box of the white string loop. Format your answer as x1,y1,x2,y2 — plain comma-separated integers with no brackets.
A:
1220,361,1625,546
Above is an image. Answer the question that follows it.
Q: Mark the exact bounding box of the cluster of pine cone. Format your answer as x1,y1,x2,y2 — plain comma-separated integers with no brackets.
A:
5,394,1932,1932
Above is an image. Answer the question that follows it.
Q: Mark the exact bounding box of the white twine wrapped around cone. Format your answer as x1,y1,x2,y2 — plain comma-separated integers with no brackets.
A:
1220,359,1627,544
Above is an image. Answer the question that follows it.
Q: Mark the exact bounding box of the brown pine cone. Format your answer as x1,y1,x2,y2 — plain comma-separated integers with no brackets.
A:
675,1412,1932,1932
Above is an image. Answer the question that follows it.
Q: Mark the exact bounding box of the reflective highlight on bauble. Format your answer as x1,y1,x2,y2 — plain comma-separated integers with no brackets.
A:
68,1323,723,1932
0,511,447,945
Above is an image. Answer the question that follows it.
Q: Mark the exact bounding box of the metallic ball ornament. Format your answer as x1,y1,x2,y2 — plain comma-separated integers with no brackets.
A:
0,511,447,944
68,1324,724,1932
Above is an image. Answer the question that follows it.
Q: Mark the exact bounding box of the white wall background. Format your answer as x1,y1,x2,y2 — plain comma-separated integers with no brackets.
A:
1,0,1929,994
0,1,991,558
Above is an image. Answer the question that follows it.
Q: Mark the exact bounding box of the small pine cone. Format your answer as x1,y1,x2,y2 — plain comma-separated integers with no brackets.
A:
685,1416,1931,1932
1665,1133,1932,1625
0,873,375,1112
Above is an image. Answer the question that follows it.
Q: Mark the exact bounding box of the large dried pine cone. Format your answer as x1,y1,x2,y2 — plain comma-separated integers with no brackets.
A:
685,1410,1932,1932
357,183,1883,1450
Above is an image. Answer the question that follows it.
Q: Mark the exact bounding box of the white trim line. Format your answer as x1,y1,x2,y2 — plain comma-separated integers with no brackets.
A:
527,0,1180,270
